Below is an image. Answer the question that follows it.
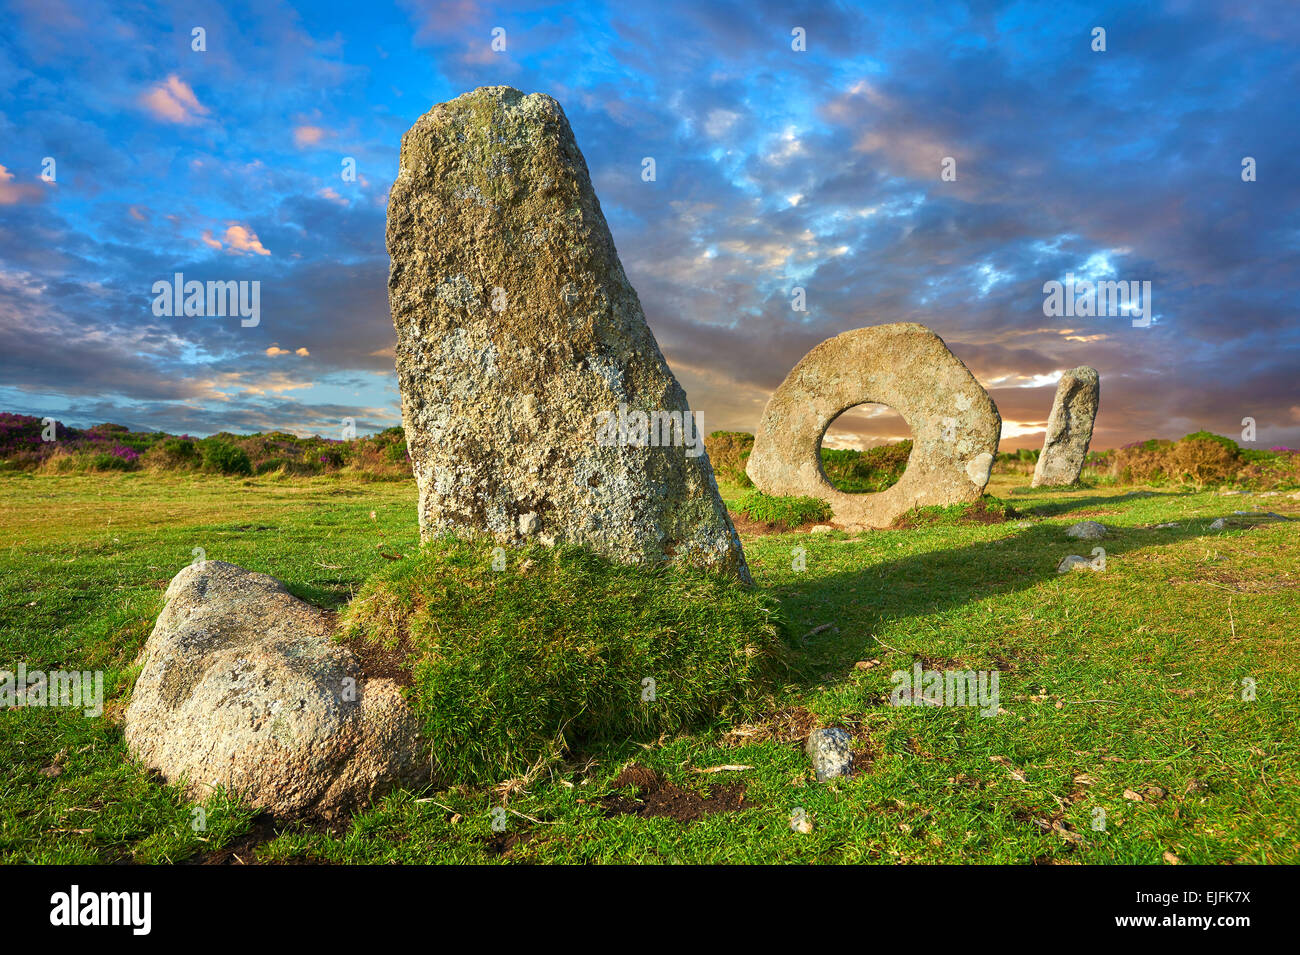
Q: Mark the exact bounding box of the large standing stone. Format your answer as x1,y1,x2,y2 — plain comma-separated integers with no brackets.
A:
746,323,1002,529
125,561,426,820
386,86,747,580
1032,366,1099,487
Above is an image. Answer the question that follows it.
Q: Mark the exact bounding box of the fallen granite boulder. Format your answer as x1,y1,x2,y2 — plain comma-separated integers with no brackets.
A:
125,561,427,820
1032,366,1099,487
386,85,748,581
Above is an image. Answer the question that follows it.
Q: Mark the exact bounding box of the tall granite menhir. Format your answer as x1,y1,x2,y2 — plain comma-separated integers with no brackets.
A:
387,86,748,580
1032,366,1100,487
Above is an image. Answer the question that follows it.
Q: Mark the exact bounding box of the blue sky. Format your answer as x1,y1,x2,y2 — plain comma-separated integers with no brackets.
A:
1,0,1297,449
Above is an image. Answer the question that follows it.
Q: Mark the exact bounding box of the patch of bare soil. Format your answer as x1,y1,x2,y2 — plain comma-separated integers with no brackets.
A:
727,510,829,536
889,500,1018,529
722,705,817,747
173,813,322,865
479,830,537,857
602,766,752,822
327,610,415,689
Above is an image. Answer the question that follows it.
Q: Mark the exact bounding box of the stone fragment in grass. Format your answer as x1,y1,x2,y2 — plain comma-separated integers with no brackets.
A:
125,561,426,820
806,727,853,781
1209,518,1227,530
1065,520,1107,539
1057,552,1104,573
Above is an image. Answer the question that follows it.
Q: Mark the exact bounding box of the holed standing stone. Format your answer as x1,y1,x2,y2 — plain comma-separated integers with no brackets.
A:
1032,366,1100,487
746,323,1002,530
386,86,748,580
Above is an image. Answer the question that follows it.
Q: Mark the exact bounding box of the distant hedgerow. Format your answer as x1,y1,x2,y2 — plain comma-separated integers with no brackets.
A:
705,430,755,486
199,439,252,476
820,440,911,492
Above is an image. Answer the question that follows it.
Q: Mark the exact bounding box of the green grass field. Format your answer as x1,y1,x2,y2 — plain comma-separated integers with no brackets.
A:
1,470,1297,864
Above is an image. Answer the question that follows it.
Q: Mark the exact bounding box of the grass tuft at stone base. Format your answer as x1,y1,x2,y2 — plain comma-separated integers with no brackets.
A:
734,489,834,530
339,538,788,786
890,496,1018,528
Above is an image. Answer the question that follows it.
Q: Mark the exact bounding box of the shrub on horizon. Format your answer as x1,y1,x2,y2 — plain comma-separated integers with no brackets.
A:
199,439,253,476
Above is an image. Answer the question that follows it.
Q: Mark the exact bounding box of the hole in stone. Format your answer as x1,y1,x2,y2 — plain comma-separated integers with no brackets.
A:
820,403,913,493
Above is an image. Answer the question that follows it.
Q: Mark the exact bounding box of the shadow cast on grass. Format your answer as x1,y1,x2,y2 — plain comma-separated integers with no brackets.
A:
762,518,1229,687
1005,488,1189,518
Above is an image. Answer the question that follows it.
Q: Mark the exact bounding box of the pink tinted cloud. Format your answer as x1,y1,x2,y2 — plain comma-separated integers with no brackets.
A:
222,223,271,256
0,165,48,205
201,223,271,256
140,75,209,124
293,125,327,148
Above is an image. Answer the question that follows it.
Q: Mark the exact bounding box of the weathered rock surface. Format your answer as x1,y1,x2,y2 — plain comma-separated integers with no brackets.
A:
746,323,1002,529
806,728,853,781
1032,366,1099,487
125,561,426,820
386,86,747,580
1057,551,1105,573
1066,520,1107,539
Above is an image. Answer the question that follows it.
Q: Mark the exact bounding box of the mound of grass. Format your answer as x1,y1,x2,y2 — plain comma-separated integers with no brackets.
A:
891,496,1018,528
734,489,833,530
340,539,787,786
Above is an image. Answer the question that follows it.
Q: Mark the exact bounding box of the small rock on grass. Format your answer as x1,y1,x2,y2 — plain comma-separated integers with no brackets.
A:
806,728,853,782
1057,553,1103,573
1065,520,1107,539
1209,517,1228,530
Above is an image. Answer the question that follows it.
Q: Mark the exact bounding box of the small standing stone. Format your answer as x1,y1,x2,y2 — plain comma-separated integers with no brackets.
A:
125,562,426,820
806,728,853,781
1032,366,1100,487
